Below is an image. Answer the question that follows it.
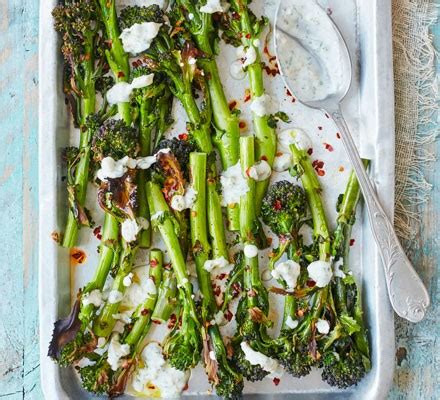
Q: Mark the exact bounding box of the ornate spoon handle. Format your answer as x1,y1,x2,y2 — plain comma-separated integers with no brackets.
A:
332,110,430,323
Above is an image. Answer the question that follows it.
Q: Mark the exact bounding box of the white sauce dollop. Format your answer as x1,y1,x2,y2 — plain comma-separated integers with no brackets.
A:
248,160,272,181
132,342,189,398
271,260,301,291
120,22,162,54
121,218,141,243
278,128,313,153
107,334,130,371
244,244,258,258
107,74,154,105
220,162,249,206
82,289,103,307
285,316,299,330
307,260,333,287
316,318,330,334
276,0,349,102
170,187,198,211
108,290,124,304
200,0,228,14
203,256,231,273
240,342,284,378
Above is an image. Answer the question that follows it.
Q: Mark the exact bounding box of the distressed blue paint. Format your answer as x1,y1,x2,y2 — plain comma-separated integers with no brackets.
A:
0,0,437,399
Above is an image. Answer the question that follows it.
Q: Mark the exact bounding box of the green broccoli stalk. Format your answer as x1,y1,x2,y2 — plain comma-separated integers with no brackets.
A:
97,0,131,121
224,0,277,214
52,0,106,248
172,0,241,230
231,136,274,381
80,250,165,396
146,181,202,369
48,119,139,366
151,269,178,324
320,166,371,388
280,143,333,374
131,67,172,248
189,152,244,398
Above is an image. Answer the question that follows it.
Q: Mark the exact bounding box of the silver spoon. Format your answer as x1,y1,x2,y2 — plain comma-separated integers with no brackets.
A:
274,0,430,322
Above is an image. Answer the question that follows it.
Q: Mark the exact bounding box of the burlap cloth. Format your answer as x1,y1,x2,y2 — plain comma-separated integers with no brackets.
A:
392,0,439,241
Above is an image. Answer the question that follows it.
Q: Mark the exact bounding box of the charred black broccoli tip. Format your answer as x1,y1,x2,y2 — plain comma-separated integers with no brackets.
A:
261,180,307,237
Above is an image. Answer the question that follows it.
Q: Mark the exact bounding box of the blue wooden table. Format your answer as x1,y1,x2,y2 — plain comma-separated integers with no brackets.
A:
0,1,438,399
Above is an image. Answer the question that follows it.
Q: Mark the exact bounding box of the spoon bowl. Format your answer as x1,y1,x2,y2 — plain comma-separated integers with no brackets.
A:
274,0,430,323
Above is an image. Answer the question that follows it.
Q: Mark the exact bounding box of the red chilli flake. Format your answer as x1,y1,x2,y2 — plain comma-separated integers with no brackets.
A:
324,142,334,152
217,273,227,281
306,280,316,288
244,89,251,102
214,286,222,297
350,239,356,247
141,309,150,316
317,169,326,177
178,133,188,141
274,200,283,211
260,155,268,161
93,226,102,240
224,309,234,322
150,258,159,267
168,313,177,329
183,383,189,391
245,33,251,39
273,378,281,386
239,120,247,130
228,100,238,110
307,148,313,156
117,71,125,78
336,132,341,139
232,282,241,298
71,249,86,265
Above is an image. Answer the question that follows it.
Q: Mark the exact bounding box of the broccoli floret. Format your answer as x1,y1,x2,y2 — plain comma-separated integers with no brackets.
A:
230,341,270,382
321,340,367,388
91,119,138,161
163,292,201,370
118,4,165,30
95,75,115,96
275,333,313,378
79,357,113,395
153,138,196,177
261,180,307,237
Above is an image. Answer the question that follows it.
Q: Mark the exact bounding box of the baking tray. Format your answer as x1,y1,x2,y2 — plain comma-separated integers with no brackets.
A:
39,0,396,398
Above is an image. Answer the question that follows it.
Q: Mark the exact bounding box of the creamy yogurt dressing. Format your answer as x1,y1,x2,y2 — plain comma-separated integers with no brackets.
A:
276,0,347,102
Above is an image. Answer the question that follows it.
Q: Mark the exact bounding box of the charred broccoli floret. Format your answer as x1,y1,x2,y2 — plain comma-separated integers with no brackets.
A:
261,180,307,237
118,4,165,30
153,138,196,178
320,338,367,388
91,119,138,162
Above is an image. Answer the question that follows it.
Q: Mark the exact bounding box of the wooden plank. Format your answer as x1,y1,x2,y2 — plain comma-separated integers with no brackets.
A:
0,0,42,398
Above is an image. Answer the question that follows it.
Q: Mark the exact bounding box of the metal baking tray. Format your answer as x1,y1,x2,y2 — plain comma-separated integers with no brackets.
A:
39,0,396,398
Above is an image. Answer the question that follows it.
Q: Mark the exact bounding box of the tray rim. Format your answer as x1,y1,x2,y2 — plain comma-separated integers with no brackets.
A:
38,0,396,398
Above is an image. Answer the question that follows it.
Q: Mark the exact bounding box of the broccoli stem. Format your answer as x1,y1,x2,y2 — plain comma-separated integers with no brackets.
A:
189,153,216,319
207,175,229,260
79,213,119,324
232,1,277,214
136,98,155,248
93,242,138,337
332,161,370,259
239,136,263,310
62,40,96,248
151,269,177,324
97,0,131,121
176,82,229,261
125,249,163,347
289,144,331,261
239,136,257,244
146,182,199,322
